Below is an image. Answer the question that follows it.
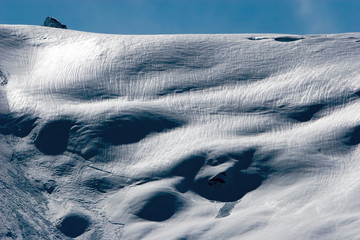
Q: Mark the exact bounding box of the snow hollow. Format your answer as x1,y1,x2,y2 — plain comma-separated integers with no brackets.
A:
0,25,360,239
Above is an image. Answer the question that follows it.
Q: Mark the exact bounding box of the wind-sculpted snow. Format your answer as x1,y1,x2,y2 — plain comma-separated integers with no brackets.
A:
0,25,360,239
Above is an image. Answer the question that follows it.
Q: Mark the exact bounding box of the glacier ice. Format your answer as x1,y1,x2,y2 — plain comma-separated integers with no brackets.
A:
0,24,360,239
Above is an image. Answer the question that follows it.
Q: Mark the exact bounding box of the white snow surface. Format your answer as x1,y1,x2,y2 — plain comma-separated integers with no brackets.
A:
1,25,360,239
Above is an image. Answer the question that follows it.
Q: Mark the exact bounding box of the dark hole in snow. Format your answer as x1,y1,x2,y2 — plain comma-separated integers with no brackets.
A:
274,36,304,42
287,104,325,122
35,119,75,155
343,125,360,146
135,192,182,222
57,214,89,238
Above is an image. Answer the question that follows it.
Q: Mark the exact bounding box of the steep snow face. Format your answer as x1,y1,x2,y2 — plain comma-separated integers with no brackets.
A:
0,25,360,239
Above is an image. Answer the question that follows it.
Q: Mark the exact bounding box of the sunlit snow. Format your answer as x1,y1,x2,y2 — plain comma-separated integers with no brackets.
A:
0,25,360,239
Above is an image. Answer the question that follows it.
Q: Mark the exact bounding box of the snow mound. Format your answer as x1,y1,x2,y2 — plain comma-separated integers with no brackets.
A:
0,25,360,239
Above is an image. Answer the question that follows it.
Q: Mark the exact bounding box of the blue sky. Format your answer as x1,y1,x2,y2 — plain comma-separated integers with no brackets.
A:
1,0,359,35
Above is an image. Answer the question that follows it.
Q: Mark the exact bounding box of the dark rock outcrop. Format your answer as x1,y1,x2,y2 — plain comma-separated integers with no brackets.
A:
42,17,67,29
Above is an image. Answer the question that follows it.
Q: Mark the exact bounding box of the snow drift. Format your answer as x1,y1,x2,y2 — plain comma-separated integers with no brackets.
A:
0,25,360,239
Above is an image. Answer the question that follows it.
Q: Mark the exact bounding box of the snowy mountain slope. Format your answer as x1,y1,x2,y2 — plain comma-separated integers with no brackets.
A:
0,24,360,239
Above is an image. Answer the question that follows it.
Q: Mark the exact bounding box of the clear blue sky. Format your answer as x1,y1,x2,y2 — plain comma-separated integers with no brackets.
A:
1,0,359,35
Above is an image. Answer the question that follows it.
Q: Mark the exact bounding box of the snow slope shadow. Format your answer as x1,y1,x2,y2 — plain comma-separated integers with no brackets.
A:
171,155,206,193
274,36,304,42
135,191,183,222
83,174,126,193
285,103,325,122
355,89,360,97
0,67,8,86
0,113,37,137
172,149,265,202
97,112,182,145
33,111,183,158
125,42,217,76
67,111,184,160
108,182,186,223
